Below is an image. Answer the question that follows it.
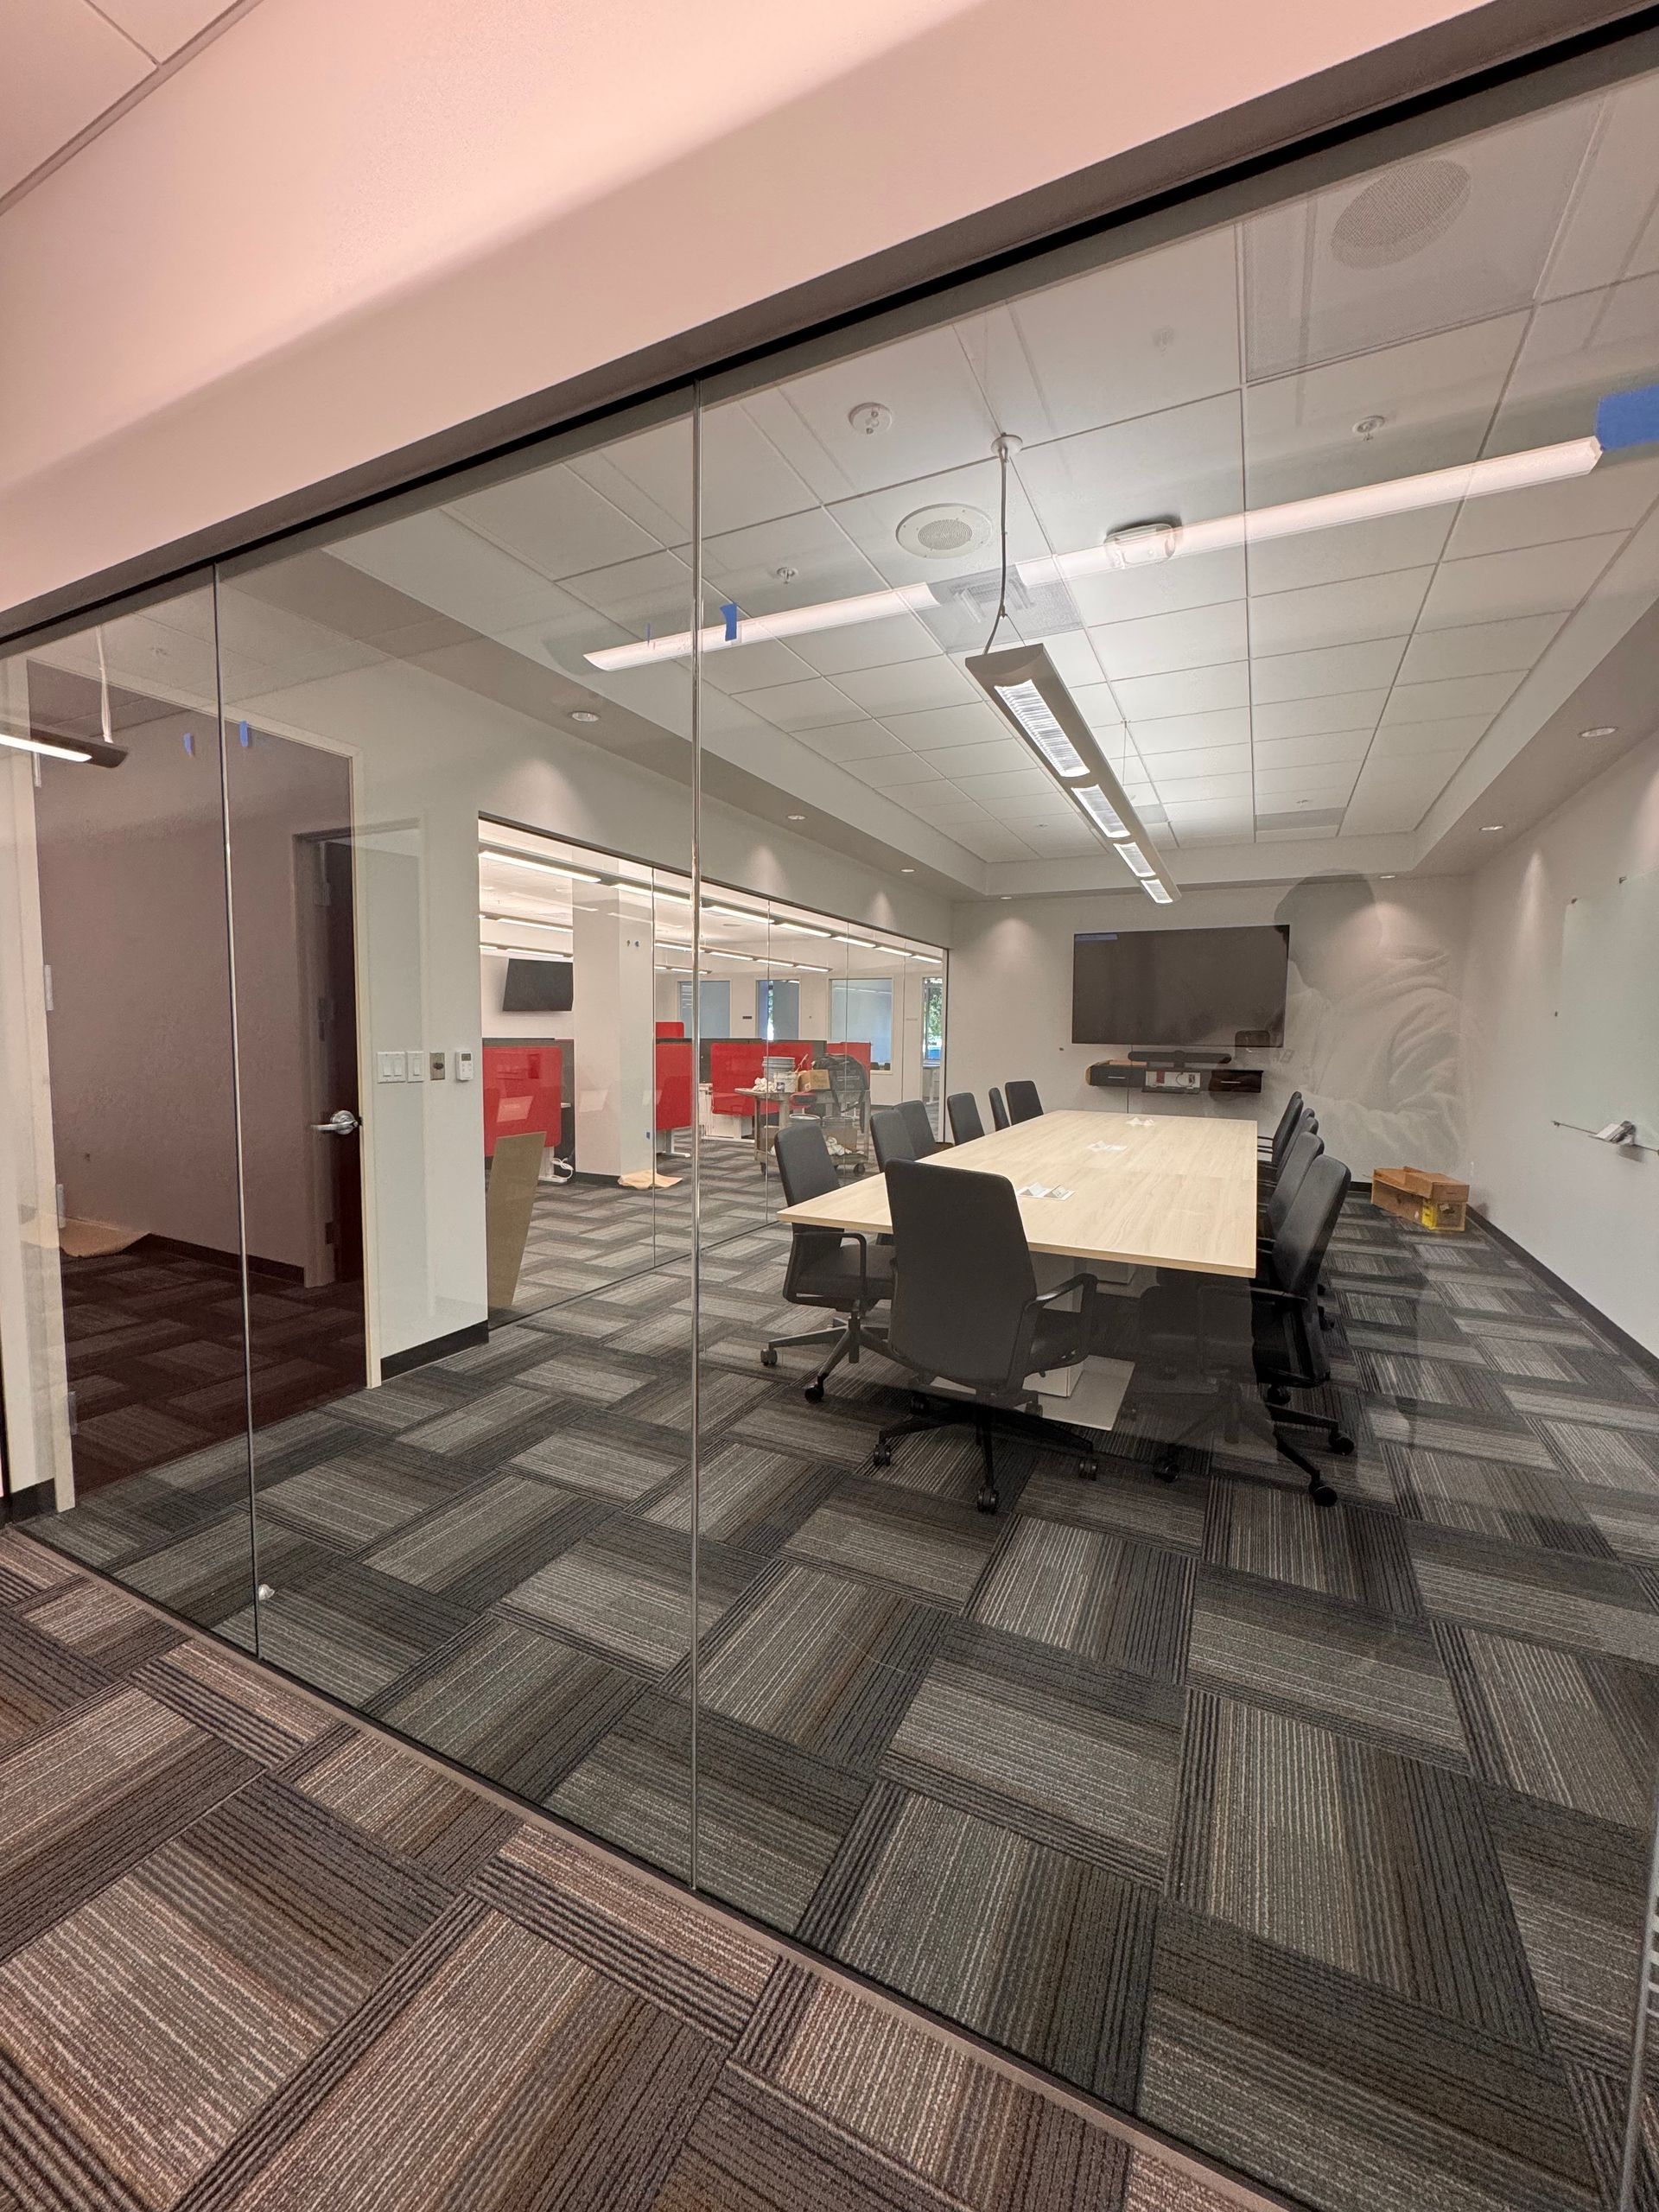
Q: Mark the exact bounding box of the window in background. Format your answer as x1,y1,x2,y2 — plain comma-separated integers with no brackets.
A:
679,977,732,1037
757,976,801,1039
922,976,944,1066
831,976,893,1068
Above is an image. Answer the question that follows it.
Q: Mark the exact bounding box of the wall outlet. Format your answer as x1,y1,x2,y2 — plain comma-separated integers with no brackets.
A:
429,1052,447,1081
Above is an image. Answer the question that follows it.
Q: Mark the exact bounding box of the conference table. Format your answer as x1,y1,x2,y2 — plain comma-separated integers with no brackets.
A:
775,1108,1259,1431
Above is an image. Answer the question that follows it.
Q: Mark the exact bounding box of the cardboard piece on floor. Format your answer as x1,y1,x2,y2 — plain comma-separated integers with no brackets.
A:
619,1169,682,1190
485,1132,547,1309
60,1218,147,1258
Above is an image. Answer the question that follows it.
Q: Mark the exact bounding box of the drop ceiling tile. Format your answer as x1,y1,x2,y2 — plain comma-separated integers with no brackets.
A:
699,506,887,614
953,825,1039,861
750,327,1000,499
1415,535,1624,631
1040,630,1110,688
1090,601,1249,681
1136,743,1253,785
1065,550,1244,628
1249,690,1387,741
1248,569,1431,657
701,640,819,695
827,459,1047,590
0,3,149,197
948,770,1058,804
1067,681,1124,731
1538,73,1659,297
1341,796,1428,834
730,677,867,731
1351,752,1465,798
1398,613,1563,682
1380,671,1521,723
93,0,227,58
1250,638,1407,702
848,753,945,789
1149,769,1254,804
1253,764,1359,804
789,611,942,677
1443,453,1659,556
450,468,662,582
1015,394,1244,558
1244,508,1453,594
884,702,1007,751
1001,226,1241,438
1367,715,1491,759
792,721,906,765
1125,707,1252,757
333,513,568,636
1252,728,1373,772
1115,663,1250,720
832,657,976,718
559,550,694,632
915,738,1033,779
575,403,811,542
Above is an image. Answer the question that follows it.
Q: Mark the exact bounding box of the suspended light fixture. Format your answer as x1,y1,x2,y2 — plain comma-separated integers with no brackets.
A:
0,728,127,767
966,641,1179,901
480,847,604,883
584,385,1659,673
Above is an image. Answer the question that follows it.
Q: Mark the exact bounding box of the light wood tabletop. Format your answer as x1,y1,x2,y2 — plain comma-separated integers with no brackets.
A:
777,1108,1259,1277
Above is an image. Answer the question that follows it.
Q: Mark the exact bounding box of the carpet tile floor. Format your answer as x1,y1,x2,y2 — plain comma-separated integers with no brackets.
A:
27,1198,1659,2212
0,1528,1245,2212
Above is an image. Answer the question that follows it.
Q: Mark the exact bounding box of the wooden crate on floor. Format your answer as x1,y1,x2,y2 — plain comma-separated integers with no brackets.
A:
1372,1166,1469,1233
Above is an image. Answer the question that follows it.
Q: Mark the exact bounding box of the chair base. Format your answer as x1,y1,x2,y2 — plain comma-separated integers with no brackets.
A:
873,1396,1099,1514
760,1310,888,1403
1132,1374,1351,1507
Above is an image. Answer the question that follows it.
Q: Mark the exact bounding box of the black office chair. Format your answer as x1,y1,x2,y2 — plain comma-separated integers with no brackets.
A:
760,1122,892,1402
1004,1079,1043,1124
1260,1103,1316,1188
870,1108,914,1171
871,1160,1099,1513
946,1092,984,1145
1259,1127,1322,1242
899,1098,943,1158
988,1087,1010,1131
1258,1090,1304,1163
1135,1152,1353,1504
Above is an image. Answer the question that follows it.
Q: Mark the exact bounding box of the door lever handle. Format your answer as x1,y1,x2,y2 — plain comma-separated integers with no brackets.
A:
311,1109,360,1135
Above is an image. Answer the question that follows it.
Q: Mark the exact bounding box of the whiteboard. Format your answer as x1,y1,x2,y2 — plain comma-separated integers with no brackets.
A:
1554,869,1659,1149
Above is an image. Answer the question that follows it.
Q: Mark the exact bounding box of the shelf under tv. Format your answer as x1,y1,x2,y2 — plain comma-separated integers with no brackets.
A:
1086,1052,1263,1096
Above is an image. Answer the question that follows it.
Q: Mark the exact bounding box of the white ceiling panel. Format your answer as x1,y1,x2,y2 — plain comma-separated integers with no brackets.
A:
698,505,887,620
1415,535,1624,632
1255,761,1360,802
450,468,661,582
826,456,1048,591
98,0,229,58
1065,548,1245,628
952,824,1039,861
1114,663,1250,720
1397,612,1564,682
1244,507,1452,594
1367,715,1491,759
1444,454,1659,558
1138,742,1252,783
948,769,1058,804
914,738,1033,779
1380,671,1521,723
0,2,149,197
1247,569,1431,657
728,677,867,730
1149,767,1254,805
1014,394,1243,556
1065,680,1123,731
1127,708,1252,757
1252,728,1374,772
1540,78,1659,297
1090,601,1249,681
884,702,1007,752
748,326,999,500
700,639,818,696
792,720,906,765
1250,638,1407,702
576,404,813,543
1249,689,1388,741
996,226,1241,438
831,657,976,719
847,753,944,789
558,549,692,633
788,611,940,677
334,512,563,636
1039,630,1109,689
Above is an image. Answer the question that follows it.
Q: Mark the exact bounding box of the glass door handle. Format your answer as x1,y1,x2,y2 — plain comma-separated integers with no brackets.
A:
311,1109,360,1135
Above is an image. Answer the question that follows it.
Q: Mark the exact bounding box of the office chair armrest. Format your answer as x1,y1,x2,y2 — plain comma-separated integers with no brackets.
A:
1249,1283,1304,1312
840,1230,875,1303
1032,1272,1096,1308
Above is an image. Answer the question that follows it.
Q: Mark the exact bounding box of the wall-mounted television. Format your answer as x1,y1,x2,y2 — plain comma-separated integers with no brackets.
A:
501,957,574,1014
1072,925,1288,1047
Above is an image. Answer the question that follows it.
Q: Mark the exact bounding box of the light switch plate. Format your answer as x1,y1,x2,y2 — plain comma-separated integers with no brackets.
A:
404,1049,424,1083
377,1051,406,1083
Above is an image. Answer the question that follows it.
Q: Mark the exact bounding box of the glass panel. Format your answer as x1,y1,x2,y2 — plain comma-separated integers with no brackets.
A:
0,581,260,1636
680,55,1659,2212
208,400,700,1881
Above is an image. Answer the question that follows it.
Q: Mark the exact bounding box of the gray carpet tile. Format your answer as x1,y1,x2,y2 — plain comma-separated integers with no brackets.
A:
1017,1462,1208,1552
785,1478,1006,1611
1185,1569,1469,1766
507,1420,688,1502
1199,1479,1419,1612
220,1566,474,1707
1408,1523,1659,1662
499,1518,746,1675
363,1474,609,1610
1385,1447,1614,1555
645,1440,839,1553
968,1517,1194,1681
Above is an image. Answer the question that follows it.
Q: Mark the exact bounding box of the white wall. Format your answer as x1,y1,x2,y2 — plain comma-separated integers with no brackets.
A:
946,874,1471,1181
0,0,1499,619
1465,730,1659,1356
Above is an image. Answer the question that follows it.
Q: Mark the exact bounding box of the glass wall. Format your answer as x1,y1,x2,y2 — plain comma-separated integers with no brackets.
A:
5,38,1659,2212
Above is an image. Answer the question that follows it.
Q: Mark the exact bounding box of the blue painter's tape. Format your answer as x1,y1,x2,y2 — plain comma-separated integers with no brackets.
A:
181,731,194,756
1595,380,1659,452
721,601,740,643
238,719,251,748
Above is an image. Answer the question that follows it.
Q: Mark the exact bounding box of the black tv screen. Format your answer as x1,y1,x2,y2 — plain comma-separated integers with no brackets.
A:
1072,926,1288,1047
501,957,574,1014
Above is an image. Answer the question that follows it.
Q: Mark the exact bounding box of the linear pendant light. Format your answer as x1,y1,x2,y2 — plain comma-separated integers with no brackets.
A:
584,392,1659,674
965,641,1178,902
0,728,127,766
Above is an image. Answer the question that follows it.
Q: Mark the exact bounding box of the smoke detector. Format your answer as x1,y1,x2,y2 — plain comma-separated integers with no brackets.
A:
848,403,892,438
1331,158,1471,269
896,504,993,560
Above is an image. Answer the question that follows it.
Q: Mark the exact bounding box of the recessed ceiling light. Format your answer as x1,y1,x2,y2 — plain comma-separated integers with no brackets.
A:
899,866,915,874
786,813,805,823
1580,725,1618,739
570,709,600,724
1001,895,1013,902
1479,823,1505,833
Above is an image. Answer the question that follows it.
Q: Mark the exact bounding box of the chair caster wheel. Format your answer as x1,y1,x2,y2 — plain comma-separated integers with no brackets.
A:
760,1346,779,1369
873,1447,893,1469
909,1392,929,1416
1310,1480,1338,1508
1154,1452,1179,1484
976,1485,999,1515
1265,1385,1289,1408
1330,1432,1355,1456
1077,1458,1099,1481
804,1380,825,1404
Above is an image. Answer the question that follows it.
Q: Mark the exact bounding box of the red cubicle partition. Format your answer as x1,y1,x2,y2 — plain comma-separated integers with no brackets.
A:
655,1037,693,1136
483,1045,563,1159
707,1039,871,1122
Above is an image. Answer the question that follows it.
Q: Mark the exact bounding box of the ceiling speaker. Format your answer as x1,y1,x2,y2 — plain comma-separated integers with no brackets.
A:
895,505,992,559
1330,159,1471,270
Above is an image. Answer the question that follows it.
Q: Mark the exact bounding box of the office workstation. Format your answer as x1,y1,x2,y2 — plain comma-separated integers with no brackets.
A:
10,51,1659,2212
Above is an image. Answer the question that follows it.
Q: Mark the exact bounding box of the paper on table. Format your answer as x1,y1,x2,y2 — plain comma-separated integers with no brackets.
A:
1088,1141,1127,1154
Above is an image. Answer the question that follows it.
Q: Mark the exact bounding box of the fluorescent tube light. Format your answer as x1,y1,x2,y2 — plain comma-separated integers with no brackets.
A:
480,912,570,934
481,944,569,960
584,414,1648,673
967,642,1179,903
0,729,126,766
483,848,604,884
